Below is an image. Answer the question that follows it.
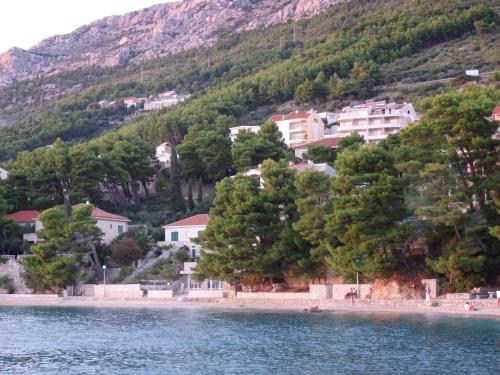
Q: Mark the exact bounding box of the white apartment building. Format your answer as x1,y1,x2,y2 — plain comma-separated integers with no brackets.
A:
143,92,191,111
0,167,8,180
337,100,418,143
229,125,261,142
271,111,324,147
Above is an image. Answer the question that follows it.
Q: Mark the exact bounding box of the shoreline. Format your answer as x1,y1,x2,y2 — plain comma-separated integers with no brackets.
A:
1,295,499,320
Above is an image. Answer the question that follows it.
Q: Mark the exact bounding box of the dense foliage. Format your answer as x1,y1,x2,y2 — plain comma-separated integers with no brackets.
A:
196,87,499,291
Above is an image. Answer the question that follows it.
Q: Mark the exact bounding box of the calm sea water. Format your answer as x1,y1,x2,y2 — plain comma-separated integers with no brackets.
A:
0,307,498,375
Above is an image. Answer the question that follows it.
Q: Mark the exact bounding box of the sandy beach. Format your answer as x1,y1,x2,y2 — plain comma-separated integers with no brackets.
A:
1,295,499,320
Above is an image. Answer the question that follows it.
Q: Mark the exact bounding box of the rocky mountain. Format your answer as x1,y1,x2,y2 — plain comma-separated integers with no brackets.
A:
0,0,345,86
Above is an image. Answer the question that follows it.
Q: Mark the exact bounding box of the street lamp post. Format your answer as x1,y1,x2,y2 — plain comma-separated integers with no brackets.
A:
102,265,107,298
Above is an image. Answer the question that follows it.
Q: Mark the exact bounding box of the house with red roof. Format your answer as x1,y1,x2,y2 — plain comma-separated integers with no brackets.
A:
161,214,226,293
292,137,340,159
11,204,130,244
491,105,500,122
269,110,324,147
162,214,209,259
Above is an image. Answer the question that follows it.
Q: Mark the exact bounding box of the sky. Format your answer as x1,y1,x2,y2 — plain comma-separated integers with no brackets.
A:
0,0,179,53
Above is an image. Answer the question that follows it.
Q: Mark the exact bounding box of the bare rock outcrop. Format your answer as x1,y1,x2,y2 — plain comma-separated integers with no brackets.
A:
0,0,346,86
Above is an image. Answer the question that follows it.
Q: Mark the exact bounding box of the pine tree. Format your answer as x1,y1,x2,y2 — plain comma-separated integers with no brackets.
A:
169,145,186,213
197,176,203,204
187,179,194,211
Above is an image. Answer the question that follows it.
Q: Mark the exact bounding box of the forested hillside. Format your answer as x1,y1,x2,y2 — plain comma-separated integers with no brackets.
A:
0,0,498,160
0,0,498,292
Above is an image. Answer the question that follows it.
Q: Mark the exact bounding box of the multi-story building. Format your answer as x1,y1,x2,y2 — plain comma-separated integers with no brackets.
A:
270,111,324,147
229,125,261,142
160,214,227,294
337,100,418,143
143,91,191,111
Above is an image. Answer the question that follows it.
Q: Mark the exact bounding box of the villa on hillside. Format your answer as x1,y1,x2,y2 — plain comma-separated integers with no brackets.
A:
160,214,227,293
143,91,191,111
243,161,336,188
9,205,130,244
0,167,8,180
292,137,340,159
155,142,172,168
270,110,324,147
229,125,261,142
335,100,418,143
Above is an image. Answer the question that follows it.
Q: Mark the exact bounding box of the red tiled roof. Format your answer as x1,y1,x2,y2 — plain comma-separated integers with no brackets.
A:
6,210,40,223
164,214,209,228
270,111,312,122
292,137,340,149
291,163,309,170
73,204,130,222
492,106,500,116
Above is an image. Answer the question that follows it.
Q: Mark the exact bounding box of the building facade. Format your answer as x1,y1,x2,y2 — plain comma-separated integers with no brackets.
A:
229,125,261,142
18,205,130,244
162,214,209,259
155,142,172,168
270,111,324,147
337,100,418,143
161,214,227,293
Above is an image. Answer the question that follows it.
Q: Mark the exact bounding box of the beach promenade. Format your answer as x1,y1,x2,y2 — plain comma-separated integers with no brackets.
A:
1,294,499,319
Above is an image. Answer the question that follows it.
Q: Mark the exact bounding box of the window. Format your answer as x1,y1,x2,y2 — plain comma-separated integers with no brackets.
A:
118,225,123,234
191,247,197,259
207,279,224,290
110,224,112,229
190,280,200,290
171,231,179,241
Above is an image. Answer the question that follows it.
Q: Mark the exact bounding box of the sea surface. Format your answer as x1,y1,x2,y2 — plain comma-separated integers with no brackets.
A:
0,306,498,374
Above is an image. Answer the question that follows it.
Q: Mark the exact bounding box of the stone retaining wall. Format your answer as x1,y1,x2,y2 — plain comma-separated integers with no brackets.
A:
148,290,174,299
94,284,142,298
189,290,226,298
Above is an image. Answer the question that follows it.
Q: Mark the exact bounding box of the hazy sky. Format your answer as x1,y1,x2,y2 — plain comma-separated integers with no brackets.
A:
0,0,179,53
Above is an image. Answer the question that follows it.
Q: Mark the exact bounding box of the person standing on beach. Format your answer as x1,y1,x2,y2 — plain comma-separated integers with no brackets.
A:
425,284,431,302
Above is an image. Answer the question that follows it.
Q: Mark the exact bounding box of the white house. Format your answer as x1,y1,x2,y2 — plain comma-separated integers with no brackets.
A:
243,161,335,188
161,214,209,259
229,125,261,142
22,205,130,244
155,142,172,168
161,214,226,293
0,167,8,180
337,100,418,143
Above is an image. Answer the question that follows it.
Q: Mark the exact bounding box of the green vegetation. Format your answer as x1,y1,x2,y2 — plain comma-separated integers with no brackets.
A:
195,87,499,291
0,0,498,292
22,204,102,292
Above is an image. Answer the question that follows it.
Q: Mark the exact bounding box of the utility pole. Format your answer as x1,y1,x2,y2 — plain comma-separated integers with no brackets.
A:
293,23,296,43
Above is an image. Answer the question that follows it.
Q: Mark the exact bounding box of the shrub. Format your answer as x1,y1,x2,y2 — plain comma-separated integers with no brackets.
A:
111,236,144,266
174,249,190,263
151,259,178,280
0,276,15,294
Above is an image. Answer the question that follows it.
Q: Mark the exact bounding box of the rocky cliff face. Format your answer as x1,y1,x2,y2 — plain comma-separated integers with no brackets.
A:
0,0,344,86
